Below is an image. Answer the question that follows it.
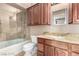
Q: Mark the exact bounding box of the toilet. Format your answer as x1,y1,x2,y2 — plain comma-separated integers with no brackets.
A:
23,36,37,56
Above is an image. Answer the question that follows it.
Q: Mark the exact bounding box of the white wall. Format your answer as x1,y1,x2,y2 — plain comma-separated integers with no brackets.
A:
55,24,79,33
67,24,79,33
29,25,51,35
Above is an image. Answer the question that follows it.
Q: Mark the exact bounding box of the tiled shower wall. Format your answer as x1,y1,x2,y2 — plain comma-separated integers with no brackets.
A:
0,4,29,55
0,4,28,49
0,5,15,41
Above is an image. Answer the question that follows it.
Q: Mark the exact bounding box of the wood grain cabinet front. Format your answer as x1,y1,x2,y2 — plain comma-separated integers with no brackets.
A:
37,43,44,52
55,48,69,56
33,4,40,25
27,3,51,25
72,44,79,53
27,7,34,25
37,37,79,56
68,3,79,24
45,45,55,56
38,37,45,43
55,41,68,50
45,39,55,46
37,51,44,56
68,3,73,24
71,52,79,56
42,3,51,25
72,3,79,23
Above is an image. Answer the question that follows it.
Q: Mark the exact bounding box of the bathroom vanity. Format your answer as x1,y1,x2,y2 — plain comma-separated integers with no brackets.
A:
37,35,79,56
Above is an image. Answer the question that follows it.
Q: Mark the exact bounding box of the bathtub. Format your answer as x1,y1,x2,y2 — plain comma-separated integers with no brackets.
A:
0,39,30,56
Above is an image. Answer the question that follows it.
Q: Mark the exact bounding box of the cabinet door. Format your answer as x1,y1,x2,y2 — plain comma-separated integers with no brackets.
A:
33,4,40,25
43,3,51,25
55,48,69,56
27,3,51,25
73,3,79,23
45,45,54,56
37,43,44,52
77,4,79,20
37,51,44,56
39,3,51,25
27,7,34,25
40,3,44,25
68,3,73,24
71,52,79,56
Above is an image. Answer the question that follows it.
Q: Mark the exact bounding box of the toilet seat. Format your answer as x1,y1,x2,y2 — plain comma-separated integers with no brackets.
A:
23,42,36,51
23,35,37,55
23,42,35,47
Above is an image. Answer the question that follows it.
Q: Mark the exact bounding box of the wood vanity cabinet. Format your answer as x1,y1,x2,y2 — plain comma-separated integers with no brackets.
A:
37,37,69,56
37,37,79,56
37,37,45,56
27,3,51,25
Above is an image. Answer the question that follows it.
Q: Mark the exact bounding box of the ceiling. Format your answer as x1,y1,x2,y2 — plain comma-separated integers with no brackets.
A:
16,3,36,9
0,3,21,13
0,3,36,13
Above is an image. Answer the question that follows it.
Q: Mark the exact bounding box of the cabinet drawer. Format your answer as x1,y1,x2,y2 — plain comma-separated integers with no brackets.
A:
45,39,55,46
37,51,44,56
55,41,68,50
72,44,79,53
71,52,79,56
37,43,44,52
38,37,45,43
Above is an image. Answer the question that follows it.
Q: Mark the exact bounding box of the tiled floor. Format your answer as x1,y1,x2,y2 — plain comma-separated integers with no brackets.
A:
16,51,25,56
16,51,37,56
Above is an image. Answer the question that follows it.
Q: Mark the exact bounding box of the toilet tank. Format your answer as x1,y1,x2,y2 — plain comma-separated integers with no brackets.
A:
31,36,37,43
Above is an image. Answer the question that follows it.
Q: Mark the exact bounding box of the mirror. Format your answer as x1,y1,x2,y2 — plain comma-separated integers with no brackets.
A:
52,4,68,25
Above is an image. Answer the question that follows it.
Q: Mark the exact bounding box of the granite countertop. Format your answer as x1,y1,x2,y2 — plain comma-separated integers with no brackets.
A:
37,34,79,44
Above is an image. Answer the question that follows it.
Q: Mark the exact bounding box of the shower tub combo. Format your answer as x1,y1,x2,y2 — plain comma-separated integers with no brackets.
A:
0,38,30,56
